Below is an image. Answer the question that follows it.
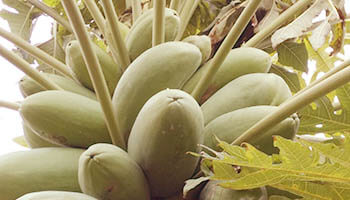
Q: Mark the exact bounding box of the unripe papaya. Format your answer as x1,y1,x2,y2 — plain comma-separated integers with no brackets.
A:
199,181,267,200
204,106,299,154
78,143,151,200
22,123,61,148
0,147,83,200
183,48,272,103
126,8,180,60
112,42,202,141
19,90,112,148
19,73,97,100
201,73,292,124
127,89,204,198
17,191,98,200
182,35,212,64
65,40,123,95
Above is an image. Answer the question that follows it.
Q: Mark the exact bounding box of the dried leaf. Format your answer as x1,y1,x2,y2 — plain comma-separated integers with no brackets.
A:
309,20,332,50
271,0,329,48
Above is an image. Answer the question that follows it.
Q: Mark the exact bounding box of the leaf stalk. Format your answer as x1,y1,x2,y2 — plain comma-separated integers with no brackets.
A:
244,0,314,47
191,0,262,101
61,0,126,149
152,0,166,46
0,27,74,79
0,44,62,91
232,60,350,145
0,100,20,111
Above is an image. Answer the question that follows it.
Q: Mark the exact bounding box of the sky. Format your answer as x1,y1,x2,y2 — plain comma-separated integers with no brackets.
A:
0,1,54,155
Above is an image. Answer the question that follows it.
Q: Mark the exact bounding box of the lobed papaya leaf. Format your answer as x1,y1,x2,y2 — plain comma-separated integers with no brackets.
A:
35,38,66,73
199,136,350,198
272,180,350,200
298,96,350,135
276,41,309,73
300,134,350,168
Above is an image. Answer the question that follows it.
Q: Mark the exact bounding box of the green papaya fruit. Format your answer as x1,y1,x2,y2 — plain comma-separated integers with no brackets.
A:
19,73,97,100
19,90,112,148
182,35,212,64
65,40,123,95
199,181,267,200
17,191,98,200
201,73,292,125
204,106,299,154
127,89,204,198
78,143,151,200
112,41,202,141
22,123,61,148
126,8,180,60
183,47,272,103
0,147,83,200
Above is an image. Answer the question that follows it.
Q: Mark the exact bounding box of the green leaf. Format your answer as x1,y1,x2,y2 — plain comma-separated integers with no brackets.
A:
273,180,350,200
301,135,350,168
298,96,350,134
13,136,29,148
200,136,350,192
43,0,61,7
269,64,302,93
35,38,66,73
329,21,345,56
304,38,339,72
336,83,350,111
276,41,308,72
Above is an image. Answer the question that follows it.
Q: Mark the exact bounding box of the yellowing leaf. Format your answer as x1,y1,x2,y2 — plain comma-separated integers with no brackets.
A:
13,136,29,148
200,136,350,194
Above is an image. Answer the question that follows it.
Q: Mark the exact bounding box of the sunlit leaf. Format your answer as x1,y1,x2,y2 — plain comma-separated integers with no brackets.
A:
12,136,29,148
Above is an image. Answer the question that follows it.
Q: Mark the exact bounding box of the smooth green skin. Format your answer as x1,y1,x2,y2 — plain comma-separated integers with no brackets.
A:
19,73,97,100
79,143,151,200
199,181,267,200
22,123,61,148
204,106,299,154
182,35,212,64
128,89,204,198
112,42,202,141
17,191,98,200
201,73,292,125
126,8,180,60
20,90,112,148
0,147,83,200
183,48,272,104
65,40,123,95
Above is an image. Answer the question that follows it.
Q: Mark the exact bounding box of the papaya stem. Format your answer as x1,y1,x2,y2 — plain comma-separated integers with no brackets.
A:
61,0,126,149
0,100,20,111
175,0,200,41
291,58,350,100
0,27,74,79
152,0,166,46
244,0,314,48
27,0,73,33
132,0,142,23
191,0,262,101
0,44,62,91
84,0,107,35
101,0,130,71
170,0,180,12
232,60,350,145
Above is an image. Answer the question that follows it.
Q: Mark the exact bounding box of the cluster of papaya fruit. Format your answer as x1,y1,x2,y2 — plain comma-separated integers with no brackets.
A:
0,4,300,200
